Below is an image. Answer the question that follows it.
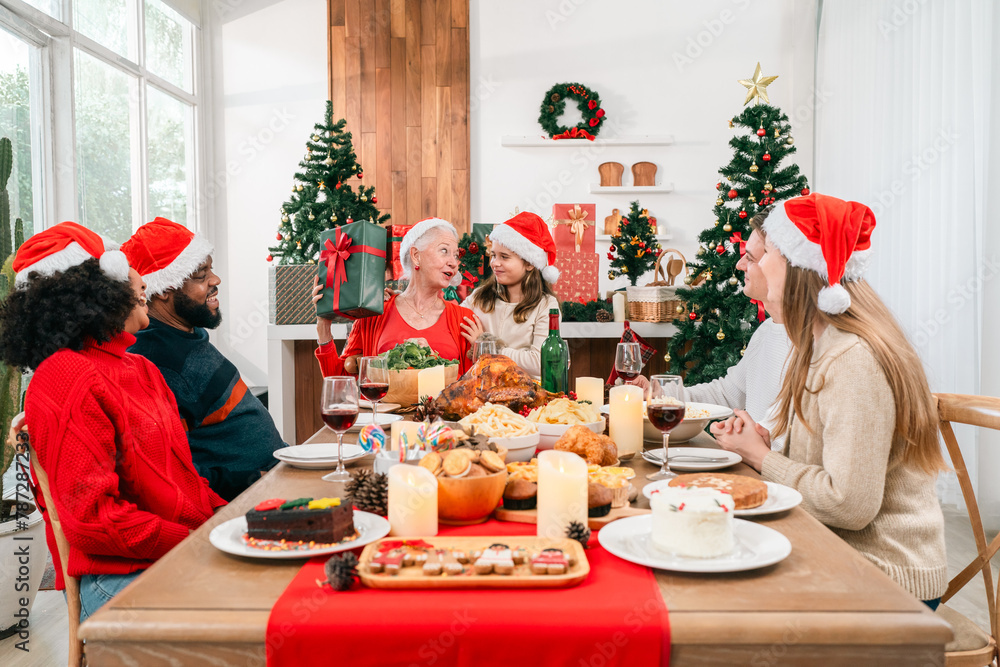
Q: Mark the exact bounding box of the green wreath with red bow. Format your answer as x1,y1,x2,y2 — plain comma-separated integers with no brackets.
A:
538,83,606,140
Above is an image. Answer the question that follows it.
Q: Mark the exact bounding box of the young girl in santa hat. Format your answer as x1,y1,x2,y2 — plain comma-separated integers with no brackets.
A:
711,193,947,608
460,212,560,378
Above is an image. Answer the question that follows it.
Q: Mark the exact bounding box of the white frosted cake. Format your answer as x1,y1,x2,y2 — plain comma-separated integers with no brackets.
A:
649,486,735,558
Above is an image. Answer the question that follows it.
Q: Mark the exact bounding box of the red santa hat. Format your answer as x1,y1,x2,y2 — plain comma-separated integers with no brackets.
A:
762,193,875,314
13,221,130,288
487,211,560,284
399,217,461,286
120,217,214,297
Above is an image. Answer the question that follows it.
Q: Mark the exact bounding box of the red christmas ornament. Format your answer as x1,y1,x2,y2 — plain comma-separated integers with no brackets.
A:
357,172,363,179
716,182,722,190
276,233,283,241
716,244,726,255
588,118,599,127
335,181,343,189
609,245,616,253
346,217,354,224
739,210,748,219
728,189,738,199
607,253,614,261
595,109,605,118
469,242,479,254
372,196,378,203
756,127,766,137
588,99,597,110
688,312,697,321
762,153,771,162
458,248,466,258
801,187,810,195
266,254,273,262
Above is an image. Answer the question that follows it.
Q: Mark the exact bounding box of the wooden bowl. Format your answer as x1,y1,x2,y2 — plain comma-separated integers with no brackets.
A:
436,469,508,525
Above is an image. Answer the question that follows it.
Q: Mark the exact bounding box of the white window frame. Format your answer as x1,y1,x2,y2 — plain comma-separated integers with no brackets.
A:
0,0,205,236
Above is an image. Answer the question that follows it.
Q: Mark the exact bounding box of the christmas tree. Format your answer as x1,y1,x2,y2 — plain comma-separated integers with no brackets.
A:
268,101,389,265
607,201,660,286
668,64,809,384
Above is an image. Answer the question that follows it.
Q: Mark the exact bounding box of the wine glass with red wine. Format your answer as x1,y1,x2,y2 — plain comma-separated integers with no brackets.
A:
646,374,685,481
358,356,390,422
615,342,642,382
320,376,359,483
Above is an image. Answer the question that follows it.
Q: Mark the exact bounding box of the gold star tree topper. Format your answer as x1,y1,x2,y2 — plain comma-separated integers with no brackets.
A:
738,63,778,106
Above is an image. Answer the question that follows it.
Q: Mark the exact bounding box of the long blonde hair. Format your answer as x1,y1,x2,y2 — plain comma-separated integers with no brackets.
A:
773,267,945,474
471,263,557,324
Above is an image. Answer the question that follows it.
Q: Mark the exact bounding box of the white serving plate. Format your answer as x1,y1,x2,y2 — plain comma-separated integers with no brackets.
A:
209,511,390,560
642,480,803,516
359,400,402,412
598,514,792,573
273,443,368,469
642,446,742,472
534,418,606,450
601,402,734,444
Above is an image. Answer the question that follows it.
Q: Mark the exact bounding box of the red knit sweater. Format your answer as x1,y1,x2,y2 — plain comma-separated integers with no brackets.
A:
26,332,226,590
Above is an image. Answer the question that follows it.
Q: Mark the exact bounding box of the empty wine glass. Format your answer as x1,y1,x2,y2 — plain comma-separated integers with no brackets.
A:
358,356,389,421
646,374,685,481
471,338,499,363
615,342,642,383
320,376,359,483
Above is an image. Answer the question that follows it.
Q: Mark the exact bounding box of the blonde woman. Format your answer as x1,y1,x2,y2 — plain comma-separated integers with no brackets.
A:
712,194,947,608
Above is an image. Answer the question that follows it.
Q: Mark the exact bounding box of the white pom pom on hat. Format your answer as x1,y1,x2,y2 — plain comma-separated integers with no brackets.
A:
487,211,560,284
761,193,877,314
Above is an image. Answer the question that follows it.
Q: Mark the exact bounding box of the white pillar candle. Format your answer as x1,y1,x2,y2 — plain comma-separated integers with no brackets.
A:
390,420,421,450
612,292,627,322
576,377,604,410
417,366,446,400
536,450,588,539
609,384,644,459
388,464,438,536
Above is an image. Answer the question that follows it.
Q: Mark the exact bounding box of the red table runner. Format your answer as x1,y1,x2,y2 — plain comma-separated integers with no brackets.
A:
267,520,669,667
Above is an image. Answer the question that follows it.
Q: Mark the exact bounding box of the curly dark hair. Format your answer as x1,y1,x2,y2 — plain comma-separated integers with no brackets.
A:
0,259,137,370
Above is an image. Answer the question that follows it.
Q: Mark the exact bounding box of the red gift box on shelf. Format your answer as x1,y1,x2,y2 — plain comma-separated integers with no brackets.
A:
551,203,596,253
554,252,599,303
389,224,413,280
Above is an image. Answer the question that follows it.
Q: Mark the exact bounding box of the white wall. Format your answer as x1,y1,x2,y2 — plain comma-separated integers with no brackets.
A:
471,0,818,294
213,0,818,380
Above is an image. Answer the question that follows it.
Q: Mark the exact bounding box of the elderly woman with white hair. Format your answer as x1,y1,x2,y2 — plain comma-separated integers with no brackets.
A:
314,217,475,376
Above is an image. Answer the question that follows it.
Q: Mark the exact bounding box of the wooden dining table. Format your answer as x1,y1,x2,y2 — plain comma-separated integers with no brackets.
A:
79,428,953,666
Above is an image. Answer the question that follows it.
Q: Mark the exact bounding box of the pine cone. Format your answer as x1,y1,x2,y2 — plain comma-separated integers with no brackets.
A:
344,469,372,501
595,309,613,323
413,395,443,423
323,552,358,591
349,470,388,516
566,520,592,548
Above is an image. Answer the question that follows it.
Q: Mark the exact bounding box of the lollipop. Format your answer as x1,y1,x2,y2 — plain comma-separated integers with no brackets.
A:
358,423,386,453
417,420,456,453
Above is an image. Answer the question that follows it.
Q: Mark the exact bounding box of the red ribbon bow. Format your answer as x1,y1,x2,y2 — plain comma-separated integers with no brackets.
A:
460,270,477,287
751,299,766,322
730,232,745,257
553,127,595,141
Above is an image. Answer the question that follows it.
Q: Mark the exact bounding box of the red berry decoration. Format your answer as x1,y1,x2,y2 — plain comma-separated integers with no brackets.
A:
689,312,697,321
469,242,479,254
762,153,771,162
801,187,810,196
595,109,605,118
276,233,283,241
588,99,597,110
589,117,599,127
728,189,738,199
266,254,273,262
739,210,748,219
756,127,766,137
607,253,614,261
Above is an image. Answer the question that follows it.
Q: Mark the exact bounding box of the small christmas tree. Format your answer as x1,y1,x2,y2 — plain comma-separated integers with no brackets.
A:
668,64,809,384
606,201,660,286
268,101,389,264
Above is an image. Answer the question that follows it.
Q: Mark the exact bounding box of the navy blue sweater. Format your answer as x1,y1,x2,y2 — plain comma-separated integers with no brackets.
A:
129,317,283,500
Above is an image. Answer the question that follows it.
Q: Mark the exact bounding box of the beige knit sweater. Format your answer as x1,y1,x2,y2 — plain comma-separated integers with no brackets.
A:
761,326,947,600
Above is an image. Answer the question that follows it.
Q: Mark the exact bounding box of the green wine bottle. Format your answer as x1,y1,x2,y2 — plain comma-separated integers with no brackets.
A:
540,308,569,394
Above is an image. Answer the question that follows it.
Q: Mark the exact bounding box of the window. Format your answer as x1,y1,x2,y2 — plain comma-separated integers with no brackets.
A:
0,0,201,240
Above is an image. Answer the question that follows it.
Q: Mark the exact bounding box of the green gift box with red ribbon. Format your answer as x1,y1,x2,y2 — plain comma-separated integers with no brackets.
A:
315,219,388,322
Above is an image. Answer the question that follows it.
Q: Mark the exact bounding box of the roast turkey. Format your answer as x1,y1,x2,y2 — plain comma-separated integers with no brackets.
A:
434,354,554,419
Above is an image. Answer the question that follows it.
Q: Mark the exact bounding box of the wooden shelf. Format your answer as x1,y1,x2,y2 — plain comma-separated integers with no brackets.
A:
589,184,674,194
500,135,674,147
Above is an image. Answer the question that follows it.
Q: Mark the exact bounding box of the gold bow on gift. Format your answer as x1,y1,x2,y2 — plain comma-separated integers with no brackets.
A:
555,204,594,252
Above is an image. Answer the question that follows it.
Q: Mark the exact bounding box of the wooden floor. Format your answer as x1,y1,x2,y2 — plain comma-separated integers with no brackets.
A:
1,504,994,666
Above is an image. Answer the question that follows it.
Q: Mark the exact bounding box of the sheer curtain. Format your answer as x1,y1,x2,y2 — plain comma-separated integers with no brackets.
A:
814,0,994,516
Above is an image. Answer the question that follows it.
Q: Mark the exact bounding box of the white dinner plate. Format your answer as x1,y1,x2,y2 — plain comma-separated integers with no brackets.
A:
359,400,402,412
642,481,803,516
209,511,390,560
642,446,742,471
598,514,792,573
347,412,403,431
273,443,368,469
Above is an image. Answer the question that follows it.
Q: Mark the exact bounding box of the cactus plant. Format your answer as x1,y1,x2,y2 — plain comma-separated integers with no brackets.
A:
0,137,24,510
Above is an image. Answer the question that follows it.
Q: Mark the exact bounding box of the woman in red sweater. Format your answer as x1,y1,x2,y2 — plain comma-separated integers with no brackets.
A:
313,218,474,376
0,222,226,622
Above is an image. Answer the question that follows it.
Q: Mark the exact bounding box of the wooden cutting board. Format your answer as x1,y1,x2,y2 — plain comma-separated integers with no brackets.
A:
494,504,649,529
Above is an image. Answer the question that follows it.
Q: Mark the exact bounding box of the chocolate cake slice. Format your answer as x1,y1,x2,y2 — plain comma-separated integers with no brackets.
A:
246,497,356,543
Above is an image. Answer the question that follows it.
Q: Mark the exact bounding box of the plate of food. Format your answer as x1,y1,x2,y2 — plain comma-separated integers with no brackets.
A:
458,404,539,462
599,486,791,573
526,398,606,450
641,446,741,472
600,401,733,444
209,500,390,560
273,443,368,469
642,475,802,516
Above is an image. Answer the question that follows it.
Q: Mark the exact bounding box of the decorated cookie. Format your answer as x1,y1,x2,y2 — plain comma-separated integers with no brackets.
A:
369,548,404,575
358,423,386,453
474,543,514,575
531,548,570,575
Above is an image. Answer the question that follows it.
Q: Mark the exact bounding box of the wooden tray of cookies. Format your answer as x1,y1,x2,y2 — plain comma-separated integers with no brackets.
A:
358,536,589,589
493,505,649,529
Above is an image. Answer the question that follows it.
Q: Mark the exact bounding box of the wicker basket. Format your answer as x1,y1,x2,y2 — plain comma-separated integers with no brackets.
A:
626,249,688,323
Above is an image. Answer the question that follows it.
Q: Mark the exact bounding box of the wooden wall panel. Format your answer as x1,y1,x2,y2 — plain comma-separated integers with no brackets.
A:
329,0,470,231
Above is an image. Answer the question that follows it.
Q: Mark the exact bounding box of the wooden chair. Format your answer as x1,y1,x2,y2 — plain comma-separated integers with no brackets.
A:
935,393,1000,666
28,449,86,666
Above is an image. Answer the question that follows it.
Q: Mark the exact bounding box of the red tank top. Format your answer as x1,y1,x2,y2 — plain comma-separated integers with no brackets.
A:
377,306,460,362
